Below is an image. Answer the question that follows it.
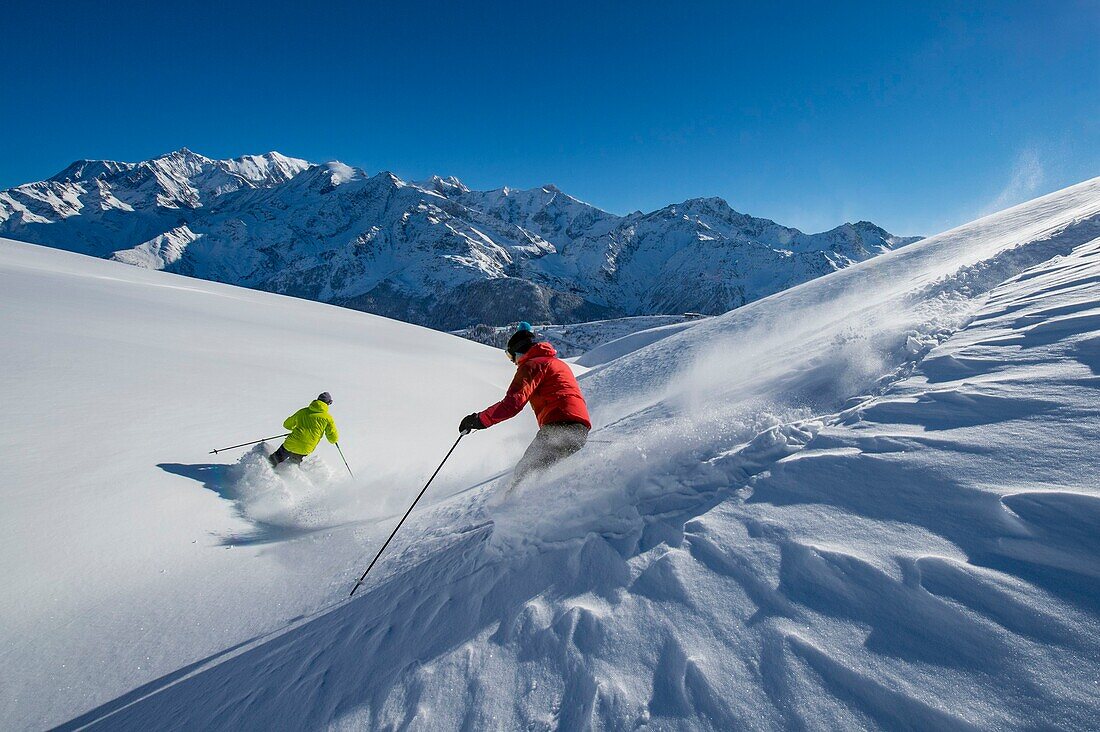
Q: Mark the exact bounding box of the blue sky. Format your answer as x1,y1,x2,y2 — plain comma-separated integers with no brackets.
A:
3,0,1097,235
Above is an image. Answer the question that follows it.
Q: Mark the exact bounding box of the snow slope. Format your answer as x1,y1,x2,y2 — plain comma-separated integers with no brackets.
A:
0,239,535,730
6,176,1100,730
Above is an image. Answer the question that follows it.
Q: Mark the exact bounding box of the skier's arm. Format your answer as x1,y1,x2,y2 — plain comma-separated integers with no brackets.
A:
283,411,299,431
479,364,541,427
325,417,339,444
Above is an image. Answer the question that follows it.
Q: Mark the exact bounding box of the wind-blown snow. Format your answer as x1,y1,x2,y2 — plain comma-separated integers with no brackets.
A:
4,176,1100,730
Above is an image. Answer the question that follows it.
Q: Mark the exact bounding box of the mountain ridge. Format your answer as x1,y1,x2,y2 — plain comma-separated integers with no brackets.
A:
0,150,921,328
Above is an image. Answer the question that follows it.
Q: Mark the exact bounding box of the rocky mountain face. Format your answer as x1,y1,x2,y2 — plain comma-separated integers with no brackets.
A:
0,150,920,328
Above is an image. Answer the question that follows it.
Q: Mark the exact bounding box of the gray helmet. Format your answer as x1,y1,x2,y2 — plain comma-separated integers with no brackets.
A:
317,392,333,404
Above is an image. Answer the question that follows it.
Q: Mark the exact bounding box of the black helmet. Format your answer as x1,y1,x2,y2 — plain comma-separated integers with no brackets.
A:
505,322,536,361
317,392,333,404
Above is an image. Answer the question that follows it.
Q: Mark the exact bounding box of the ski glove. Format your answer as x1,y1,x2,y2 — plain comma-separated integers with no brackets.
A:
459,413,486,433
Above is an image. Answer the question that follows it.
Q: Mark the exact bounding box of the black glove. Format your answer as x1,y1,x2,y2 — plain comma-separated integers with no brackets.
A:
459,413,486,433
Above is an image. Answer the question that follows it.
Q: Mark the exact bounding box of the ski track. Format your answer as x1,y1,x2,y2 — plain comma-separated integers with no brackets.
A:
60,198,1100,728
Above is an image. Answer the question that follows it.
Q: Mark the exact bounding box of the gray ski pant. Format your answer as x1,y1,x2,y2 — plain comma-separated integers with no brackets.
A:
269,444,305,467
510,422,590,488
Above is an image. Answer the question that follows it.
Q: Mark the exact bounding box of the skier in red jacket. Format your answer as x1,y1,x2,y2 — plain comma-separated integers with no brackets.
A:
460,323,591,489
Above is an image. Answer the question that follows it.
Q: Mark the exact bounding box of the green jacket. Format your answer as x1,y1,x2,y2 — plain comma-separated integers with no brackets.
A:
282,400,339,455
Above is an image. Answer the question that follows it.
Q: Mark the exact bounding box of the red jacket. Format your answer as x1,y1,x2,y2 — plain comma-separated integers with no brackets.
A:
479,342,592,429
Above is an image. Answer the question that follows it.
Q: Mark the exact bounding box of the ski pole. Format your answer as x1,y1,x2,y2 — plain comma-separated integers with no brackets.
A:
349,433,466,597
210,433,290,454
336,442,354,479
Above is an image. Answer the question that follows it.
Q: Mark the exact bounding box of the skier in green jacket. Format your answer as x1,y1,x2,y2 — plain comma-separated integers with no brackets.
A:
269,392,340,467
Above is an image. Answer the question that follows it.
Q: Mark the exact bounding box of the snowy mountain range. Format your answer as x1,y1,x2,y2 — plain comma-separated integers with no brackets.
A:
0,149,920,328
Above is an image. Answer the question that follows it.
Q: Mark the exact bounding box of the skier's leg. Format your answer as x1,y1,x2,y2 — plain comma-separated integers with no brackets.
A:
508,424,589,490
553,423,589,462
509,428,556,489
269,445,305,468
269,445,289,467
540,423,589,470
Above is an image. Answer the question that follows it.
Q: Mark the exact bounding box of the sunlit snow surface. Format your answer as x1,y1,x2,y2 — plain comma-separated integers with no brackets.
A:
0,242,531,729
4,177,1100,730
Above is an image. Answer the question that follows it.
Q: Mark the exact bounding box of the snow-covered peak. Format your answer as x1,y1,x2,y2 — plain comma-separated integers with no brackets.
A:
415,175,469,196
797,220,923,256
459,183,610,229
222,151,313,185
147,148,217,177
303,166,402,193
372,170,406,188
50,149,311,192
29,148,316,221
49,158,135,182
162,146,211,161
675,195,739,214
649,197,766,236
849,219,922,248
